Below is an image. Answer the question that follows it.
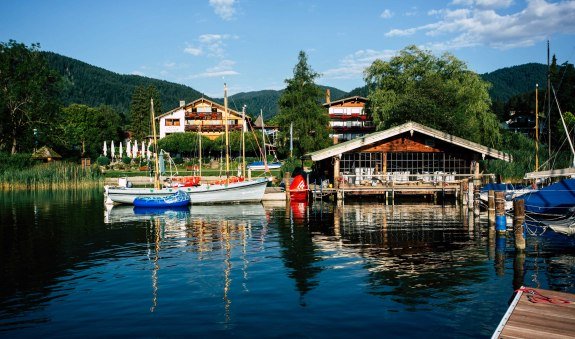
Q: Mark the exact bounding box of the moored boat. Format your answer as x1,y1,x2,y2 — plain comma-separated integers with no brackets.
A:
133,189,190,208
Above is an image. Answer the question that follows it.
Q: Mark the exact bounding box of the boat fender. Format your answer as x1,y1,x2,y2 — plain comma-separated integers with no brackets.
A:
505,193,512,201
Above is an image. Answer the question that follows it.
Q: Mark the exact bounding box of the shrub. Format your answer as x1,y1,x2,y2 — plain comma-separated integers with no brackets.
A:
173,156,184,165
122,156,132,165
97,156,110,166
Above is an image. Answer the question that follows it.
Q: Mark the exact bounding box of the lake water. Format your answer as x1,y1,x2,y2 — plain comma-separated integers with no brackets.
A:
1,190,574,338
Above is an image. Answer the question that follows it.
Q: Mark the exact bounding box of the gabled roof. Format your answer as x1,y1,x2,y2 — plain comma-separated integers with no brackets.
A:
32,146,62,159
323,96,368,107
156,97,245,120
303,121,512,162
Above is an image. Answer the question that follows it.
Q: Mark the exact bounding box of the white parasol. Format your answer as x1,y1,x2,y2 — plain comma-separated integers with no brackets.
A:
147,140,152,160
103,141,107,157
141,140,145,159
133,140,138,158
111,140,115,160
126,140,131,158
119,142,123,158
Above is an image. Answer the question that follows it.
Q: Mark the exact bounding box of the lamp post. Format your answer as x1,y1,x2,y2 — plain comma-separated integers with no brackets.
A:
33,128,38,152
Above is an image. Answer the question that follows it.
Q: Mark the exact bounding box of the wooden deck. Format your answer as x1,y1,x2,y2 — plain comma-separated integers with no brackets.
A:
310,181,463,200
493,287,575,338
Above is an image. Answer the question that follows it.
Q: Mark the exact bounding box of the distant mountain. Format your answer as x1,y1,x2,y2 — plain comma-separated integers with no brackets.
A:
42,52,547,121
480,63,547,102
342,64,548,103
43,52,350,120
226,86,347,120
42,52,207,117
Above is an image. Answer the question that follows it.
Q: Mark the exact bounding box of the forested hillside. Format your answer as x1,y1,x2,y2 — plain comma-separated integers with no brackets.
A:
481,63,547,102
44,52,349,120
42,52,207,116
43,52,549,121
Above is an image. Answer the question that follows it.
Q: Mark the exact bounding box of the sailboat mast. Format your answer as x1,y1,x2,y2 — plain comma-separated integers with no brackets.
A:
551,86,575,167
241,105,246,178
224,83,230,182
199,122,202,177
547,40,551,163
261,109,266,162
535,84,539,171
151,98,161,189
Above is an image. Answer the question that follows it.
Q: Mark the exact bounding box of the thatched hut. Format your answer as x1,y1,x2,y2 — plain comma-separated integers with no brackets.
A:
31,146,62,162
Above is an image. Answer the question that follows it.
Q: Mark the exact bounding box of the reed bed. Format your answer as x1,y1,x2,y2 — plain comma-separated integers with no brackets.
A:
0,162,103,191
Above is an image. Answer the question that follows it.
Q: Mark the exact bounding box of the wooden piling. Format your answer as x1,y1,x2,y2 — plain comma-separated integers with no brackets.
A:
495,191,506,233
473,184,480,217
468,180,474,211
488,190,495,233
513,199,526,251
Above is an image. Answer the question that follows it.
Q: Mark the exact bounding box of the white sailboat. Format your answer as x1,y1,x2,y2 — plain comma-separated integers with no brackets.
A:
105,89,268,205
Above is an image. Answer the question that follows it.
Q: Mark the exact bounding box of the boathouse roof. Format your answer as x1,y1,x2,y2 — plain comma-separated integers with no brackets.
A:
303,121,512,162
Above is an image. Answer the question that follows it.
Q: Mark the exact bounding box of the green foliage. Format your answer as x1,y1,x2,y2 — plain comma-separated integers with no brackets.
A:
129,85,162,140
97,156,110,166
365,45,501,147
484,130,573,180
122,156,131,165
0,161,102,190
481,63,547,102
0,152,34,172
157,132,214,157
0,40,62,154
59,104,122,159
41,51,204,117
276,51,331,157
173,156,184,165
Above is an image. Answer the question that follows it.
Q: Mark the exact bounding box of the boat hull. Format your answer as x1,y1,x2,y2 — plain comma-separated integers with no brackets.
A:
105,178,268,205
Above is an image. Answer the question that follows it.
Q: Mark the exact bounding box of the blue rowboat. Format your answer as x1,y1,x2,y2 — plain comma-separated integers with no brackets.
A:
133,190,190,208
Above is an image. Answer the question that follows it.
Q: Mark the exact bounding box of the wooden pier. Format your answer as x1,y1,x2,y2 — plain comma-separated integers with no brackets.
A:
493,287,575,338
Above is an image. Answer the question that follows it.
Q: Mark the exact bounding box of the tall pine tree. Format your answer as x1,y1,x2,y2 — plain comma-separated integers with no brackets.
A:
276,51,330,157
129,85,162,140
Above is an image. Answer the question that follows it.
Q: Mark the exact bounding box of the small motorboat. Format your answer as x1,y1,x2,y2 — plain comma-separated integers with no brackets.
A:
133,190,190,208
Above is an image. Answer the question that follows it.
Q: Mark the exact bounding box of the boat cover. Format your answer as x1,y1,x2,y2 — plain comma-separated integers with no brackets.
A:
520,179,575,215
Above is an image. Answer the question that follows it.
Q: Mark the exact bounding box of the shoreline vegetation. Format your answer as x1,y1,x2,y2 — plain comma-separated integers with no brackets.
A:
0,162,103,191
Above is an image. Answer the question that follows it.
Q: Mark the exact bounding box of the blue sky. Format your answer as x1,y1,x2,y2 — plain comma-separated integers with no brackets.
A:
1,0,575,102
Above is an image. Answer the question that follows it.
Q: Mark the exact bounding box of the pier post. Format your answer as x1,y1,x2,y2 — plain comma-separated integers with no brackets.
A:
473,185,480,217
495,191,506,233
461,180,468,206
488,190,496,233
284,172,291,201
468,180,474,211
513,199,526,251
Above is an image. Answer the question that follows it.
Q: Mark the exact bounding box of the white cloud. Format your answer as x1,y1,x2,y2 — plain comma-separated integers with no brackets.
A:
184,45,203,56
380,9,393,19
191,59,239,78
322,49,397,80
387,0,575,50
131,70,145,76
209,0,236,21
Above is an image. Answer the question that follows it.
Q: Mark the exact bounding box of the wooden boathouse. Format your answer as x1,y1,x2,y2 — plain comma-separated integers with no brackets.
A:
302,121,512,201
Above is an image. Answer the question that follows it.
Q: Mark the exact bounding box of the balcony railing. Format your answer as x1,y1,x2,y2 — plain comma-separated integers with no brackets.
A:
329,113,370,121
185,124,243,132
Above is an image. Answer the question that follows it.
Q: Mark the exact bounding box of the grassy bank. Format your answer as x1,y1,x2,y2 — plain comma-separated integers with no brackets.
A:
0,162,103,190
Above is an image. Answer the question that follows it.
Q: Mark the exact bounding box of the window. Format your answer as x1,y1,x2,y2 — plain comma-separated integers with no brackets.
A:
165,119,181,126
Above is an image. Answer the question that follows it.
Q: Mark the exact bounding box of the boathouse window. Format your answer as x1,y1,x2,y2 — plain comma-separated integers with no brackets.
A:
340,152,470,176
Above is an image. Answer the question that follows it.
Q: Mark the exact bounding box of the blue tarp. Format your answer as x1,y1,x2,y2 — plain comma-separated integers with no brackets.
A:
520,179,575,215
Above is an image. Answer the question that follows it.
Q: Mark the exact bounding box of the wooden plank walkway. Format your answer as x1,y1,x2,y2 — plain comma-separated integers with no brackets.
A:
493,287,575,338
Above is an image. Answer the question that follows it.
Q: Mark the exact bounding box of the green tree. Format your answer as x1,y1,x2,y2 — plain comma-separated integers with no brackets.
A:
0,40,61,154
364,45,501,147
60,104,122,159
276,51,331,157
129,85,162,140
157,132,213,157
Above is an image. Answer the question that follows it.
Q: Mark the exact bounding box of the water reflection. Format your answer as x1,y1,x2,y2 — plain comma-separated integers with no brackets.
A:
2,190,575,337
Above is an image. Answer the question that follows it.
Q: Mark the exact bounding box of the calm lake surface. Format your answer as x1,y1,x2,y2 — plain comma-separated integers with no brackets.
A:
1,190,574,338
